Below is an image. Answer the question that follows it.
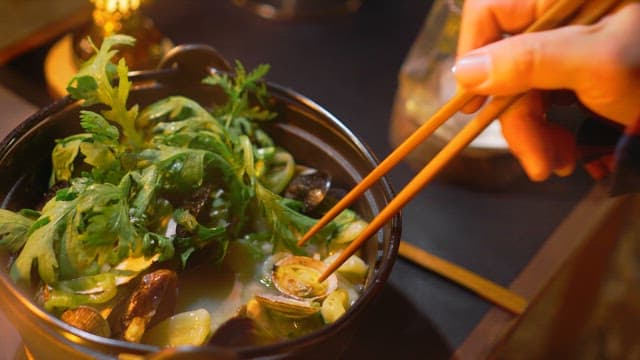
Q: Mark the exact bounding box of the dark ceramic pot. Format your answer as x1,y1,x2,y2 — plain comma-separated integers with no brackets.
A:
0,45,400,360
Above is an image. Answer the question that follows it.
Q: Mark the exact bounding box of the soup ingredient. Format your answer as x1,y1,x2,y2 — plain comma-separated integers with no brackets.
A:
0,33,371,345
114,269,178,342
67,34,141,148
254,293,320,319
331,210,370,246
323,251,368,280
246,296,324,339
142,308,211,347
283,168,331,213
272,255,337,300
61,305,111,337
320,289,349,324
0,34,327,300
0,209,37,253
208,316,274,347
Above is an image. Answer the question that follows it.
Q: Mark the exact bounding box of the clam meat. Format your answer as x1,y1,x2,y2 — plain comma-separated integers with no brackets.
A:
272,255,337,300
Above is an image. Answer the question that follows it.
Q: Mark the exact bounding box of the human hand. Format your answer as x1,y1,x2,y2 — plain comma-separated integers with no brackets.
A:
453,0,640,181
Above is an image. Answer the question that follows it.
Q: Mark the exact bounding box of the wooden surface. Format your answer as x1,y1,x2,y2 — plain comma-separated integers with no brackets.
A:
399,241,528,315
0,0,90,65
455,184,634,359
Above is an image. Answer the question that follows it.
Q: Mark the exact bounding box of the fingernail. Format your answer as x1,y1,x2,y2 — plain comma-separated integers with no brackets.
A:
453,52,491,88
520,158,550,182
553,162,575,177
525,167,549,182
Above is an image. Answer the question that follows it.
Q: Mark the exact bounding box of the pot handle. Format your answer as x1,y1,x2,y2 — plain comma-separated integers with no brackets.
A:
158,44,233,81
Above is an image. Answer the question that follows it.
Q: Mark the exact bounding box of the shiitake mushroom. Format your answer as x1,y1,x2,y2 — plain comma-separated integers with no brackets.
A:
109,269,178,342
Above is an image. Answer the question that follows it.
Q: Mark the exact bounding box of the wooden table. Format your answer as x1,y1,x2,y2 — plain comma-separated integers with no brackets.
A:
0,0,89,65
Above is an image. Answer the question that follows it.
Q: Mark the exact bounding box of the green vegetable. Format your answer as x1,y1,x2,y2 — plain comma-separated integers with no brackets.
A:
255,183,336,254
0,34,366,313
67,34,141,147
0,209,37,253
44,272,117,311
10,179,141,284
256,149,295,194
141,308,211,347
321,289,349,324
203,61,276,130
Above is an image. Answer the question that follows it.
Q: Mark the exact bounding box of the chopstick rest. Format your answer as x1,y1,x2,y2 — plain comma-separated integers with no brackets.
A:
399,241,527,315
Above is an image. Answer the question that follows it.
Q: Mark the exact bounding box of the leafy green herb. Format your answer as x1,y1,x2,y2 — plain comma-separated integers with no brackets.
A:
203,61,276,131
142,232,174,261
173,208,227,266
80,110,120,143
51,94,126,184
128,165,160,226
0,209,37,253
255,183,336,255
51,134,92,182
10,176,145,285
67,35,142,147
0,34,369,314
11,196,77,284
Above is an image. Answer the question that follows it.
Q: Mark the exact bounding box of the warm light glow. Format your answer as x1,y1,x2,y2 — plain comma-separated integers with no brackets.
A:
91,0,142,35
92,0,141,14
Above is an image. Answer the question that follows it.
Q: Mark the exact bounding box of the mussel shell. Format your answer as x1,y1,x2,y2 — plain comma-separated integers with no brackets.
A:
308,187,348,217
284,169,331,212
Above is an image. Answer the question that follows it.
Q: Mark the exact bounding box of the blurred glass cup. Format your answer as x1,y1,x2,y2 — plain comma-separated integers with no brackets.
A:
390,0,523,190
232,0,363,20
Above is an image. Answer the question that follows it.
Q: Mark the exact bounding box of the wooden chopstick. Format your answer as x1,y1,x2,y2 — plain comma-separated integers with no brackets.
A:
320,95,521,282
311,0,620,283
399,241,527,315
297,91,476,247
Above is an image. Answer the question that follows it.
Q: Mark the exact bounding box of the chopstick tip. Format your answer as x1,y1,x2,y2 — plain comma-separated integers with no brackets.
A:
317,267,333,283
318,247,352,282
297,232,312,247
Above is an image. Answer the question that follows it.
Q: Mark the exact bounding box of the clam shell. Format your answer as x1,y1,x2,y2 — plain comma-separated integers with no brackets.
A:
254,293,320,319
272,256,337,300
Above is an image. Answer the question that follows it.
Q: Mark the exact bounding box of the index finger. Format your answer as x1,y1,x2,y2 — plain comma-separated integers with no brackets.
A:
457,0,557,56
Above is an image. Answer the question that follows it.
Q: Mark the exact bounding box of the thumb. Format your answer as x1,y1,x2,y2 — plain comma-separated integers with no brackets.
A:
453,25,592,95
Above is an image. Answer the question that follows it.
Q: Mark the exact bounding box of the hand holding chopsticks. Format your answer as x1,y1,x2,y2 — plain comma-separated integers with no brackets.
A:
299,0,624,284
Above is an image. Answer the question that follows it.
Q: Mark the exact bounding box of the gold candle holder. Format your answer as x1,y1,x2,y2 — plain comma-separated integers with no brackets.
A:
45,0,172,97
73,0,171,70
